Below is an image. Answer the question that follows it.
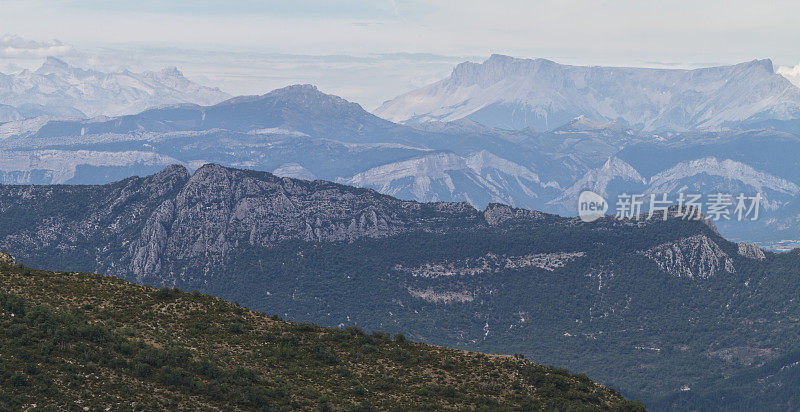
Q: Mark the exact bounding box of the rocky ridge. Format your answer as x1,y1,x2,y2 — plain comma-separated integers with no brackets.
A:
0,57,230,119
0,164,488,282
639,234,736,279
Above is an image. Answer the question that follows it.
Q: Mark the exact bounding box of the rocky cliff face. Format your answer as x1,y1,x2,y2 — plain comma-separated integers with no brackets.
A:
737,242,767,260
126,164,490,280
0,164,744,285
639,234,736,279
0,164,488,282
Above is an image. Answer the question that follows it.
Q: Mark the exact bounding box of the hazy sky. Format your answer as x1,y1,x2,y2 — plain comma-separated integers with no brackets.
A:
2,0,800,109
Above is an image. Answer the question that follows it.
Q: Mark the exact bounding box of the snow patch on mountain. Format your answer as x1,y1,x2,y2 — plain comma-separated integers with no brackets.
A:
0,57,230,119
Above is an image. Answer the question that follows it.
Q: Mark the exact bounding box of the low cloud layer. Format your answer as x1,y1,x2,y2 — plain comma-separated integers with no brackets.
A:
0,34,73,58
0,34,465,109
778,64,800,88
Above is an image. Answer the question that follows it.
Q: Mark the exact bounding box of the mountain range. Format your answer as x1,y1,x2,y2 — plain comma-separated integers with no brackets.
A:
0,57,230,121
1,164,799,410
375,54,800,132
2,77,800,246
3,53,800,411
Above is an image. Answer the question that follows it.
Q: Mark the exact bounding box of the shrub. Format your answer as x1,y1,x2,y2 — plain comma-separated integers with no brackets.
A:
344,326,364,336
390,348,411,362
154,287,181,300
295,322,316,332
227,323,244,334
9,373,28,387
314,347,338,365
158,366,192,387
134,363,153,378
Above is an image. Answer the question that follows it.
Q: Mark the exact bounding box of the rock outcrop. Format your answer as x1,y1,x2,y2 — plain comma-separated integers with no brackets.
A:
0,251,14,265
639,234,736,279
737,242,767,260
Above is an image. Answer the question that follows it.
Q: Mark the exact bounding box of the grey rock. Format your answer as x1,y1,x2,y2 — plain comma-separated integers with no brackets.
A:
737,242,767,260
639,234,736,279
0,251,14,265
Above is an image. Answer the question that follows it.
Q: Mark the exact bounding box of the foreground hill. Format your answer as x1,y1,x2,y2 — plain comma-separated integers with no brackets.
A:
0,253,642,410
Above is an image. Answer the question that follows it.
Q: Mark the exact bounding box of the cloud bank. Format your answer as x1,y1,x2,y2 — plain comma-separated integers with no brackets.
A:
778,64,800,88
0,34,73,58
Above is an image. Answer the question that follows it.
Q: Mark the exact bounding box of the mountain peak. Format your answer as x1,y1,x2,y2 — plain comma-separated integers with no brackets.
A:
485,54,554,65
214,84,373,128
268,84,344,103
753,58,774,73
267,84,322,97
450,55,559,87
223,84,330,106
43,56,68,66
192,162,231,177
486,53,515,63
29,83,397,143
159,66,184,77
155,163,190,179
35,56,71,74
375,56,800,131
282,84,319,92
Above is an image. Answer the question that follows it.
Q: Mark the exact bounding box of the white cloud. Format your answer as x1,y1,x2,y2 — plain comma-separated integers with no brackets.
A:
0,34,73,58
778,64,800,88
2,0,799,65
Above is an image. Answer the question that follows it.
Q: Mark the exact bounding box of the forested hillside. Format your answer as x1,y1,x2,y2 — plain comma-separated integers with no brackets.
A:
0,253,643,410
